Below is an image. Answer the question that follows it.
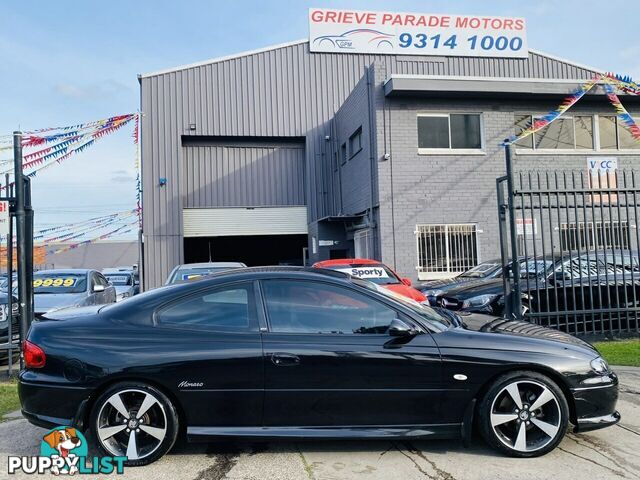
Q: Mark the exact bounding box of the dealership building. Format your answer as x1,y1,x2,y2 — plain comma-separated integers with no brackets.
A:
138,10,640,289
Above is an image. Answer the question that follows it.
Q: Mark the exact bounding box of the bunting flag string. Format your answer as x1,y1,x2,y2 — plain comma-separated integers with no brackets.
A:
35,210,138,243
33,209,137,236
503,74,604,145
603,83,640,143
47,220,139,256
0,113,138,189
503,74,640,146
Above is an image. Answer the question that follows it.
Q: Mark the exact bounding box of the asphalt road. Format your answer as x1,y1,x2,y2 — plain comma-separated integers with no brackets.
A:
1,367,639,480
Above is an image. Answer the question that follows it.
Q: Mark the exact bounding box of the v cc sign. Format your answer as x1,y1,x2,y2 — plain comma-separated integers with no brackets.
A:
587,157,617,174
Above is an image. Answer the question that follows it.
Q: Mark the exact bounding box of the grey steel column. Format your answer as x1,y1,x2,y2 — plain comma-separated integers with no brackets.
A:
504,143,522,319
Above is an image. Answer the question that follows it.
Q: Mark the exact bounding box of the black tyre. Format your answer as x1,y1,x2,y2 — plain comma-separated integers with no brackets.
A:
478,371,569,457
89,382,179,466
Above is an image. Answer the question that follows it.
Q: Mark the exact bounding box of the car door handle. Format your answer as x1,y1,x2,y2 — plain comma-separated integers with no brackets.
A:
271,353,300,366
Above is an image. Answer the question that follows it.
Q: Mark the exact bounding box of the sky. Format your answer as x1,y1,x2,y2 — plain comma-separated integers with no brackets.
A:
1,0,639,242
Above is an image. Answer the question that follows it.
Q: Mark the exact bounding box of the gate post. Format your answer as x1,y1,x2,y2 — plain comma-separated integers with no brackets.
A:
497,176,513,319
504,143,523,320
13,131,33,354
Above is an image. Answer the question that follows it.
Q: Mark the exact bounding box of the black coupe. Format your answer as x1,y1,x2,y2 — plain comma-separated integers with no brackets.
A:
19,267,619,466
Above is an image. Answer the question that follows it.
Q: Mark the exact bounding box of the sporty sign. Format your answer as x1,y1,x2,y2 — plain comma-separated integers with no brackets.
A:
19,267,619,466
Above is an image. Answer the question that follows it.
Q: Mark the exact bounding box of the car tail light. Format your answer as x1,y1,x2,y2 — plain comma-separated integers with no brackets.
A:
23,340,46,368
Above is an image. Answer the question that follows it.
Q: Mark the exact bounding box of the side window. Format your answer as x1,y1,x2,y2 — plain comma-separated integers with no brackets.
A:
559,259,600,279
262,280,398,334
156,282,257,332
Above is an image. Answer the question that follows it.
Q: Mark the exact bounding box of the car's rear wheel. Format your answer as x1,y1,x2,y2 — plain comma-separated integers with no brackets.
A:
479,371,569,457
89,382,179,466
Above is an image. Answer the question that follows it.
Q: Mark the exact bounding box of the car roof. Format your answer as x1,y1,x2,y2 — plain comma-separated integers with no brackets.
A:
313,258,384,267
175,262,247,268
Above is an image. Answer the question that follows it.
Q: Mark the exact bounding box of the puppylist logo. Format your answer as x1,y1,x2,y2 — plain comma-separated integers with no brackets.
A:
8,426,127,475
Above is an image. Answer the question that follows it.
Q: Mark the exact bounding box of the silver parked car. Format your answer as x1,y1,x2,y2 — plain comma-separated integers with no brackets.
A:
33,269,116,318
165,262,247,285
102,270,137,302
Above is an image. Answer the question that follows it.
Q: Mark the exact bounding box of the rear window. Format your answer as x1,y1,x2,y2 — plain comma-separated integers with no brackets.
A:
322,264,400,285
33,274,87,294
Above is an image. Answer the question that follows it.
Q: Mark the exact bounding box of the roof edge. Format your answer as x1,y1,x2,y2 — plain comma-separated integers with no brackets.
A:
528,48,605,75
140,39,309,78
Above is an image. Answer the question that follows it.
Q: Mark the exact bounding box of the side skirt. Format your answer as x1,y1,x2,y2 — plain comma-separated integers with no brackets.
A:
187,424,461,442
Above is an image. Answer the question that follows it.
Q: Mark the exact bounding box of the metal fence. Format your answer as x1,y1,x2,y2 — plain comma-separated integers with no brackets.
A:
498,166,640,336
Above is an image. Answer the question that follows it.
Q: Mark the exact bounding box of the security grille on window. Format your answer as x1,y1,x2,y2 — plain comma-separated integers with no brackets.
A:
417,114,482,151
560,221,630,251
416,224,478,276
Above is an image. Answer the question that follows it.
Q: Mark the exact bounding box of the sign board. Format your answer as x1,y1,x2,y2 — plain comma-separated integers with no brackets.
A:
587,157,617,174
337,267,389,279
309,8,527,58
0,201,9,236
516,218,537,236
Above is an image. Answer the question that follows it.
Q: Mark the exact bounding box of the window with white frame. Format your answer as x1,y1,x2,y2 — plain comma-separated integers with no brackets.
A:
416,224,478,276
354,229,372,259
559,221,630,251
417,113,482,152
515,114,640,151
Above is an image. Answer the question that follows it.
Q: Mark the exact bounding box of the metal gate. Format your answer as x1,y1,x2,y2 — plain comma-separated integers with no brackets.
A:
498,154,640,335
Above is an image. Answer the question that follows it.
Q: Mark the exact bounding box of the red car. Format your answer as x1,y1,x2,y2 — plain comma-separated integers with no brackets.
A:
312,258,428,304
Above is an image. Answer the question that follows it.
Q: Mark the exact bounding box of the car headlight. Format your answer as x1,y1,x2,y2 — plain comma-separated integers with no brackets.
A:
462,294,498,309
0,304,7,322
590,357,610,375
419,299,431,307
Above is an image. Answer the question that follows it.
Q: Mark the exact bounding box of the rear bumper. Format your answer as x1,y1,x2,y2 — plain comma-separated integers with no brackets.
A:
18,376,90,430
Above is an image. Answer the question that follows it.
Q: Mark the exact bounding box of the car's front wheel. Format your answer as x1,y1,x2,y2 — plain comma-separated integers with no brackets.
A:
89,382,179,466
479,371,569,457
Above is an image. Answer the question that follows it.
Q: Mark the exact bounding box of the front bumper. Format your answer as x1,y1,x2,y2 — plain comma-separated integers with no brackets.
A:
571,372,620,433
574,411,621,432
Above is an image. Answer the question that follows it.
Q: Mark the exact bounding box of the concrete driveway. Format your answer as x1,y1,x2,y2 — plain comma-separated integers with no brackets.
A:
1,367,639,480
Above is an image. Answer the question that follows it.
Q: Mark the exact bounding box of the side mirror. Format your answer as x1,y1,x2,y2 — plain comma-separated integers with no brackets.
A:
401,277,412,287
388,318,417,337
93,284,106,293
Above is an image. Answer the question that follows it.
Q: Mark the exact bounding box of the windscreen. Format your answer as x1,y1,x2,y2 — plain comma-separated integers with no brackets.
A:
173,267,235,283
33,274,87,294
460,262,500,278
105,274,132,286
326,264,401,285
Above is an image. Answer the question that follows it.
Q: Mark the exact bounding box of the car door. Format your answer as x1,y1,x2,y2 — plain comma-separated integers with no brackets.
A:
259,278,443,428
153,281,264,427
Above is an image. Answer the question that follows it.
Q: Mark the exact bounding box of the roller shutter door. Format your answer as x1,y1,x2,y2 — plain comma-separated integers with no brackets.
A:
183,206,308,237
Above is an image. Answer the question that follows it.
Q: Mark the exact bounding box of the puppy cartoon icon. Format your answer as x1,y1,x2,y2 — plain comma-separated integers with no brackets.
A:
42,427,82,475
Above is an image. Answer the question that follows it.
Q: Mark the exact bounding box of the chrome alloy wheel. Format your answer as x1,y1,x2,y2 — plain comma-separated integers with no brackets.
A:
96,389,168,461
490,380,561,453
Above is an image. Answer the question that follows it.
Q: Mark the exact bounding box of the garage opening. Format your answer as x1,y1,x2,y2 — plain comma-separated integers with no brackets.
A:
184,234,307,266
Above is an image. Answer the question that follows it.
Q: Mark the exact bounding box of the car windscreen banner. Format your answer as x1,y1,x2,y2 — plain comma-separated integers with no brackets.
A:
33,275,86,294
106,275,129,285
337,267,390,279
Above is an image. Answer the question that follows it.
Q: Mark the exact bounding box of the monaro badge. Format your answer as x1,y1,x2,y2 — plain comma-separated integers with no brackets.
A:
178,381,204,388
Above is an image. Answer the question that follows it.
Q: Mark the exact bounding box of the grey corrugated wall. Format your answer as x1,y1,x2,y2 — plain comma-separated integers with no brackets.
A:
182,145,305,208
139,40,599,288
